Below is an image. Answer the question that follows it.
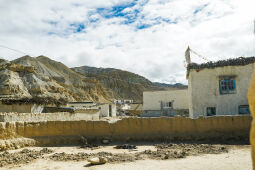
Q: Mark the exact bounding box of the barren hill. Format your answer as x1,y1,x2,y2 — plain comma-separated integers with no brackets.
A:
0,56,112,103
73,66,160,102
0,55,185,103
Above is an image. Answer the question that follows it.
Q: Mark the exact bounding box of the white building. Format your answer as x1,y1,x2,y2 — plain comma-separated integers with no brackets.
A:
187,57,254,118
142,89,189,117
67,102,116,117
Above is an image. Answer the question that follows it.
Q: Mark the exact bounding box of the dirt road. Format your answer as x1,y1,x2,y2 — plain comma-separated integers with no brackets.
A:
1,144,252,170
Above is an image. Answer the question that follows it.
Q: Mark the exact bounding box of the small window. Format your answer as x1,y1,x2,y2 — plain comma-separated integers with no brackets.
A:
219,76,236,94
162,101,173,109
207,107,216,116
167,102,172,108
239,105,250,114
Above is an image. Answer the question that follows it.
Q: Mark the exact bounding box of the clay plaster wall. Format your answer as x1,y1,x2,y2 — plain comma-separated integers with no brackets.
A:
0,115,251,142
0,102,43,113
0,110,99,122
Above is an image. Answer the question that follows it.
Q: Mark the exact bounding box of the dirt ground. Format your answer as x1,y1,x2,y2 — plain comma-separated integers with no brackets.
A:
0,143,252,170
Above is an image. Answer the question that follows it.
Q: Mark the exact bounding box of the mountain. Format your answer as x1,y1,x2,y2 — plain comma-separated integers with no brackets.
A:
153,82,187,89
0,55,185,104
73,66,160,102
0,56,112,104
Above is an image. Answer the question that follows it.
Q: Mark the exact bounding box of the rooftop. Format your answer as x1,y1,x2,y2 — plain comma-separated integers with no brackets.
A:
187,56,255,77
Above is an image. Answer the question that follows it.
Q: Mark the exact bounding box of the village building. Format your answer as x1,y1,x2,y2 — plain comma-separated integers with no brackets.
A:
187,57,255,118
114,99,133,104
142,89,189,117
125,103,143,116
0,101,44,113
67,102,116,117
67,101,96,108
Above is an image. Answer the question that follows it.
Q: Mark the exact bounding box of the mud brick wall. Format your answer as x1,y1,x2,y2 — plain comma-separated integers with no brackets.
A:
0,111,99,122
0,116,251,142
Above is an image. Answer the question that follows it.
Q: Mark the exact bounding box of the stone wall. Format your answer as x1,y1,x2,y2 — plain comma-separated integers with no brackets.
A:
0,115,251,142
0,110,99,122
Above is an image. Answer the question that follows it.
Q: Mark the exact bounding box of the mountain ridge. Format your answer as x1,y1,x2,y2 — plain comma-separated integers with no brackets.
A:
0,55,185,103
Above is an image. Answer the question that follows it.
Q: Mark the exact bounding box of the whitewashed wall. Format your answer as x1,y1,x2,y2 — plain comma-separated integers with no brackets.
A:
188,63,254,118
143,89,189,110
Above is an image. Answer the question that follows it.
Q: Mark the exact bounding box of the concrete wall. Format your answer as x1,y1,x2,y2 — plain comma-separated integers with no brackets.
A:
143,89,189,110
0,116,251,143
0,110,99,122
0,102,43,113
188,63,254,118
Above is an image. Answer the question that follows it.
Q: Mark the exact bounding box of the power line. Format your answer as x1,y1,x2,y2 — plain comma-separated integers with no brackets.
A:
0,44,171,88
0,44,28,55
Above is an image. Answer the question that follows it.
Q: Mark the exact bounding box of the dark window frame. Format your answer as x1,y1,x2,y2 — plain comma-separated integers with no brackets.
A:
206,107,216,116
239,105,250,114
219,76,236,95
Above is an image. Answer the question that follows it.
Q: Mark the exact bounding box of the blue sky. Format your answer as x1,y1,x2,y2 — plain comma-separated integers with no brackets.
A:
0,0,254,84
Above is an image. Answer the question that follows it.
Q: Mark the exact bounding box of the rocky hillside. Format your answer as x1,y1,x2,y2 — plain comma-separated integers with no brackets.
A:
0,55,185,103
153,82,187,89
73,66,183,102
0,56,112,104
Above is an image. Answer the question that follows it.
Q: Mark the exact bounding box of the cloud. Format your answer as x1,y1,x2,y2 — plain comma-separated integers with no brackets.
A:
0,0,254,84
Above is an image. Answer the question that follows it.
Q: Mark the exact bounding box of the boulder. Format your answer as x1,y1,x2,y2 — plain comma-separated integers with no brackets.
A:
88,157,107,165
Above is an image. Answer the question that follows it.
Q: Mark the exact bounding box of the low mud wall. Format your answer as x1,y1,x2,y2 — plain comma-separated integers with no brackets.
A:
0,115,251,146
0,111,99,122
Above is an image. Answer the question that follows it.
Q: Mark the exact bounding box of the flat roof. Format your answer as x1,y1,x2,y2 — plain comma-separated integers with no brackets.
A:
68,101,94,104
187,56,255,77
143,88,188,93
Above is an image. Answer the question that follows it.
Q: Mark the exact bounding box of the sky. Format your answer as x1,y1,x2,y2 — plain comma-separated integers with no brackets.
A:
0,0,254,84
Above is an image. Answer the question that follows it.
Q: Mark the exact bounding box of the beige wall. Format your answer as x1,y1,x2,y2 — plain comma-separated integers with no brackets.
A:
188,64,254,118
67,102,96,108
143,89,188,110
0,110,99,122
91,104,116,117
0,102,43,113
0,116,251,143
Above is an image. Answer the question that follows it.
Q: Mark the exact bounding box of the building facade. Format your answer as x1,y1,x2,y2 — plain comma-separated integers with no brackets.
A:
67,102,116,117
187,57,254,118
142,89,189,117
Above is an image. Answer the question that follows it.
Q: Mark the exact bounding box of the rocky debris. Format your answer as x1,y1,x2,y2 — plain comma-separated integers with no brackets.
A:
79,136,99,149
0,143,229,167
50,152,90,161
154,143,228,156
49,143,228,164
88,157,107,165
115,144,137,149
0,148,53,167
49,151,138,163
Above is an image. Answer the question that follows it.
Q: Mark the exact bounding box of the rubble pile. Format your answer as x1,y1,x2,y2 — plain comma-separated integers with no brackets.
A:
0,148,53,167
49,143,228,164
115,144,137,149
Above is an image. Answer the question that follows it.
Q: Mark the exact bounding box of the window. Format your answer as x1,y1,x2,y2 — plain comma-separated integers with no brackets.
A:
219,76,236,94
239,105,250,114
162,101,173,109
167,102,172,108
207,107,216,116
